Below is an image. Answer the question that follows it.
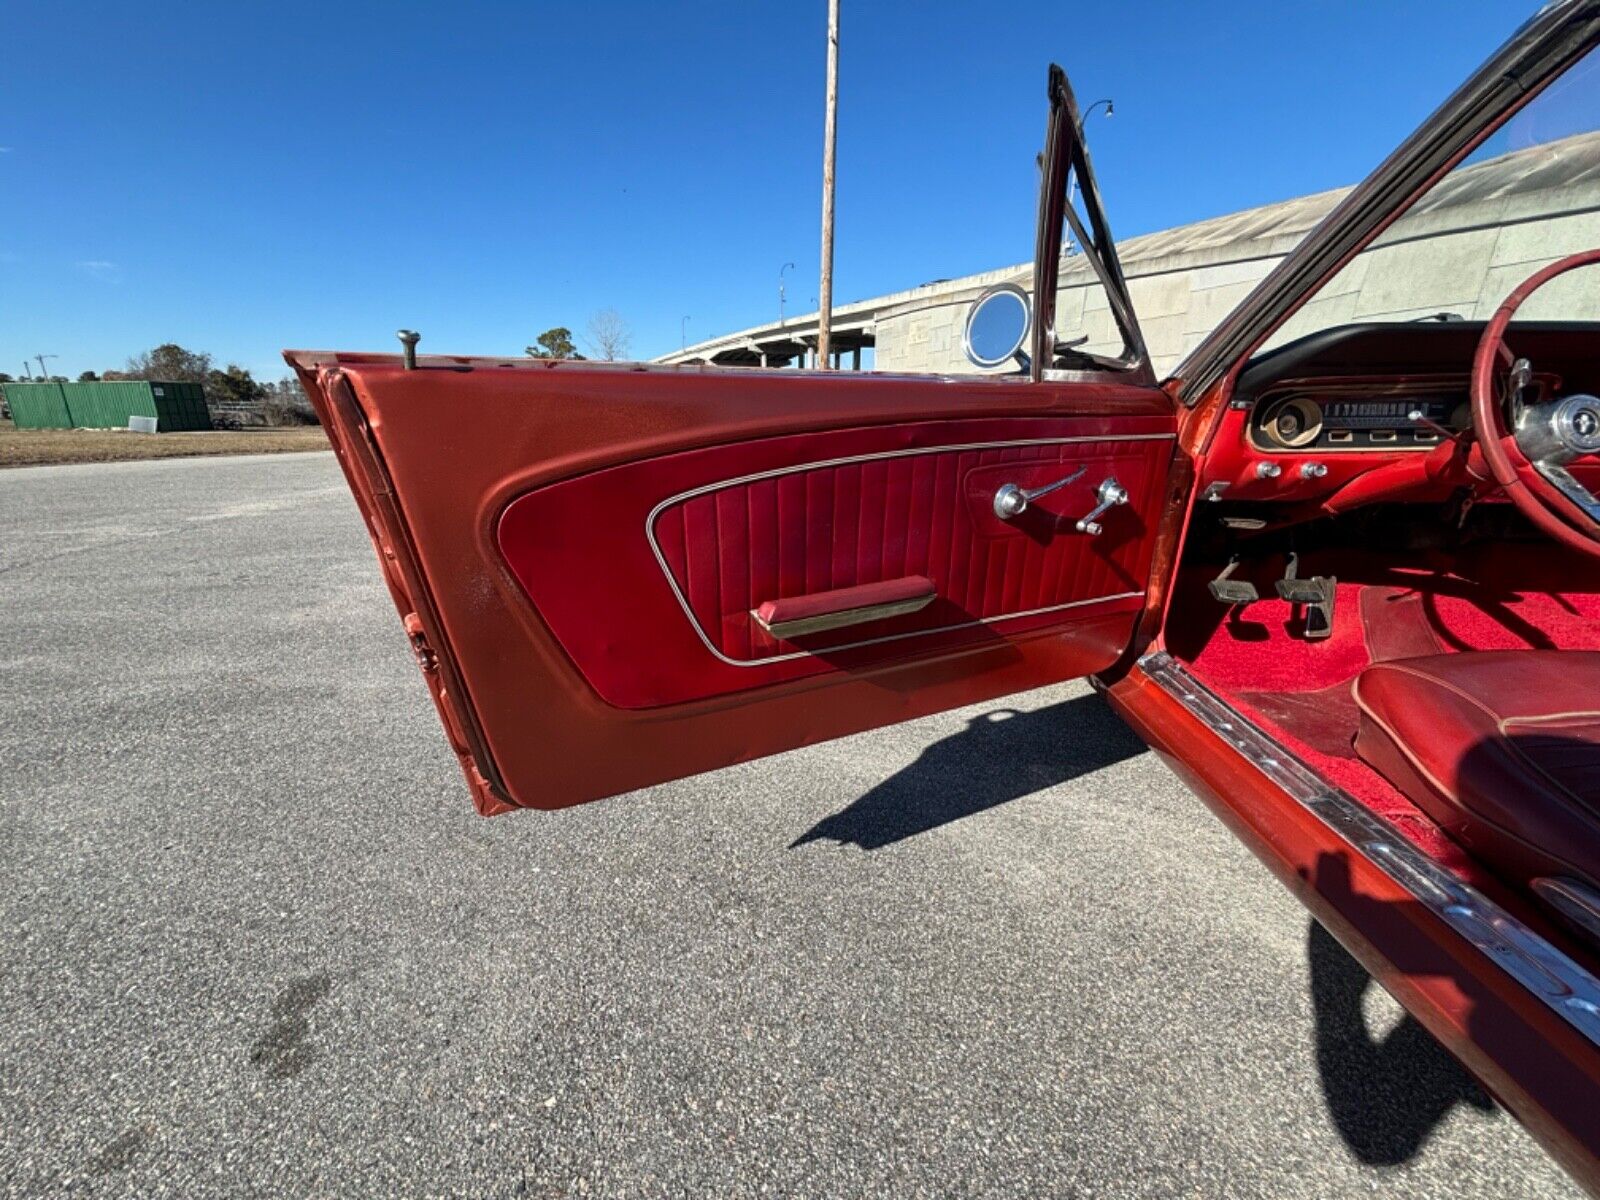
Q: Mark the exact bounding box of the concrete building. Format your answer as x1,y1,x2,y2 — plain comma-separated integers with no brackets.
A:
657,132,1600,376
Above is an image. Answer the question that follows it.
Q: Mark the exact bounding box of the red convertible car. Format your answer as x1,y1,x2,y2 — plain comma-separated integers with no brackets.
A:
291,2,1600,1188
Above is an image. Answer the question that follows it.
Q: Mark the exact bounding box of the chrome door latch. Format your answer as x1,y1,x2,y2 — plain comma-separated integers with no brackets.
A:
1074,477,1128,536
992,465,1087,520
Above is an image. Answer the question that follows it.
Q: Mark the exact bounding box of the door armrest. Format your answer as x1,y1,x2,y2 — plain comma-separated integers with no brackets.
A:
753,576,937,639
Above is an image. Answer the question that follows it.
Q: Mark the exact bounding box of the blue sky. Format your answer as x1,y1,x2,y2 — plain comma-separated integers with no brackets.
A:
2,1,1537,379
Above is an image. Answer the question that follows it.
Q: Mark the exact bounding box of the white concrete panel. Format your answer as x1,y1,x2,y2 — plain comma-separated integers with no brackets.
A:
1183,281,1258,336
1126,273,1192,320
1054,285,1088,330
1310,251,1372,299
1137,313,1190,369
1180,257,1276,291
1351,228,1500,318
1261,290,1362,351
1079,279,1113,314
1488,210,1600,267
1475,259,1598,320
1065,305,1120,348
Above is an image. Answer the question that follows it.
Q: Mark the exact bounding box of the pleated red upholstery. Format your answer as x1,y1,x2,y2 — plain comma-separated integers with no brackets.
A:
651,438,1169,661
498,415,1173,709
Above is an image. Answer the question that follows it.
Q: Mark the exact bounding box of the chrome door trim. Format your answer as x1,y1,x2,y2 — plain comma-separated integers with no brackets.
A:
644,433,1174,668
1138,650,1600,1048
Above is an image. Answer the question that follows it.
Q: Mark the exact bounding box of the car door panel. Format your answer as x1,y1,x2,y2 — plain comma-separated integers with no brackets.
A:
499,416,1172,708
294,356,1178,812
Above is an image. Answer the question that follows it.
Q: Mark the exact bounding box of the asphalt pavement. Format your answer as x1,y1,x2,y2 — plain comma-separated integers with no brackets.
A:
0,451,1581,1198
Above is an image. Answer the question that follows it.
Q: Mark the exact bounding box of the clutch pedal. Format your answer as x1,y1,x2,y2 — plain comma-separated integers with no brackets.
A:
1207,557,1259,606
1275,552,1336,639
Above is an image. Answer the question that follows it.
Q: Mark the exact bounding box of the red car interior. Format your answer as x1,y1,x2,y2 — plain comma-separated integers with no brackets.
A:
1167,542,1600,879
1355,650,1600,890
1168,316,1600,954
1195,322,1600,513
497,419,1172,707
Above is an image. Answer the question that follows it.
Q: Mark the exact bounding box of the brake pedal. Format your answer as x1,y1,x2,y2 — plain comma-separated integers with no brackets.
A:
1274,552,1336,639
1207,557,1259,606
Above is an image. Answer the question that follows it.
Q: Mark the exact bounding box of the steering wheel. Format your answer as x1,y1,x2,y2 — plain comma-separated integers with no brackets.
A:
1471,248,1600,556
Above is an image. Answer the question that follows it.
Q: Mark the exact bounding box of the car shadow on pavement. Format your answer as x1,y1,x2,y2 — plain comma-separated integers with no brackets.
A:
789,692,1147,851
1308,917,1493,1164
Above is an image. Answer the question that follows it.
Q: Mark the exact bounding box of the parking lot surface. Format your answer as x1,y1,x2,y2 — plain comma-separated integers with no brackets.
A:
0,452,1581,1197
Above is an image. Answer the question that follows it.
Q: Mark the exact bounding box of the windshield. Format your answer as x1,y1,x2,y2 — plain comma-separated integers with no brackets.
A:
1262,42,1600,350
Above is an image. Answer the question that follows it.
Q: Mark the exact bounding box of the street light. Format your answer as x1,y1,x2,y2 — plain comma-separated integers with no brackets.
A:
779,262,795,326
1066,99,1113,255
1079,98,1113,130
681,315,690,351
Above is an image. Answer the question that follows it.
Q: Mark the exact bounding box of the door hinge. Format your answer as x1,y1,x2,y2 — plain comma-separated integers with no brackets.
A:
403,613,438,673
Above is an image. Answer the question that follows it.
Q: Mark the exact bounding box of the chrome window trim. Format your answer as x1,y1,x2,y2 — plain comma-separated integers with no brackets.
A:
643,433,1174,668
1138,650,1600,1048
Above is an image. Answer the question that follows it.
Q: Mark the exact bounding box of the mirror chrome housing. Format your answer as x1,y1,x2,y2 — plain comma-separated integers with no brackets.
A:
962,283,1033,370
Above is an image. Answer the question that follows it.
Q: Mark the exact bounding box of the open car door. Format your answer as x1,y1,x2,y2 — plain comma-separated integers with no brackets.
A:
289,67,1184,814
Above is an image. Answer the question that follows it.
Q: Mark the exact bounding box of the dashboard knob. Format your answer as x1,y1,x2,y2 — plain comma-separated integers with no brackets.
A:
1300,462,1328,479
1256,462,1282,479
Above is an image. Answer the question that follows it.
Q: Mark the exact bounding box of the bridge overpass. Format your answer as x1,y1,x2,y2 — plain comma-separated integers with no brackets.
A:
655,133,1600,377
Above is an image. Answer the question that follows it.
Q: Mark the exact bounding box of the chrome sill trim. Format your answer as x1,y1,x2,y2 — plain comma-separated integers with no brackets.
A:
1138,650,1600,1048
646,434,1172,668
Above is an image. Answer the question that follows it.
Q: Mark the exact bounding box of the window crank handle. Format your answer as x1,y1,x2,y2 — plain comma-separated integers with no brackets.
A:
1075,477,1128,536
992,465,1087,520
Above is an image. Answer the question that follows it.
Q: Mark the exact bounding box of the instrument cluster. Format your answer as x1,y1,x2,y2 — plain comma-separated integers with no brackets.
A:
1249,389,1473,452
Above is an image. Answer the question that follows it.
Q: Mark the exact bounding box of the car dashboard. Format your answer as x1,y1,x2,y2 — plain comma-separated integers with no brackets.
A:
1200,321,1600,505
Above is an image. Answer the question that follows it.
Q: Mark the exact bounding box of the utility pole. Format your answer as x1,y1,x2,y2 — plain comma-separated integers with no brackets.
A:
816,0,840,368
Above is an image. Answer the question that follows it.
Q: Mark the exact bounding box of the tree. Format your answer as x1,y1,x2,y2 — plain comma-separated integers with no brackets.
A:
206,364,266,409
122,344,271,422
125,343,212,385
77,370,99,382
584,308,632,362
260,376,319,426
0,373,12,383
526,327,581,360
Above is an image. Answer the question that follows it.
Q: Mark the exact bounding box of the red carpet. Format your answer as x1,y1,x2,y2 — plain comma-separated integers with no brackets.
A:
1168,544,1600,880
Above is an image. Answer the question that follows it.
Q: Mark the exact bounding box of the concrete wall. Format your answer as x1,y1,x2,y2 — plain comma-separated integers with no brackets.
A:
874,133,1600,378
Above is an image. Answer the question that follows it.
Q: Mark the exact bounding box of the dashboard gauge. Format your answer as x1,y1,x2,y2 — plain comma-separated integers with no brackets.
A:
1258,396,1323,449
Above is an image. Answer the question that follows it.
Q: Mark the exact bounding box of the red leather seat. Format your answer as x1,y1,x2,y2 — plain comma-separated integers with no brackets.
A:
1353,651,1600,891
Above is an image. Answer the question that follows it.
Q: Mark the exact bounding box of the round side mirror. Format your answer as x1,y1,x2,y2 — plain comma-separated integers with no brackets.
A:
962,284,1032,369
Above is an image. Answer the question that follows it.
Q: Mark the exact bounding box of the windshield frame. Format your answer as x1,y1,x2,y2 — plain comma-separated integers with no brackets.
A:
1031,64,1154,384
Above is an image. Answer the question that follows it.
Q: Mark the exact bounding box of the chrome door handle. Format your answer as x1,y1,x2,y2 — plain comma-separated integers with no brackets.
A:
992,465,1087,519
1075,477,1128,536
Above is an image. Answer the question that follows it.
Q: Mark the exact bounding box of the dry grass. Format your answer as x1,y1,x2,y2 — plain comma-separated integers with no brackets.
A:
0,418,329,468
